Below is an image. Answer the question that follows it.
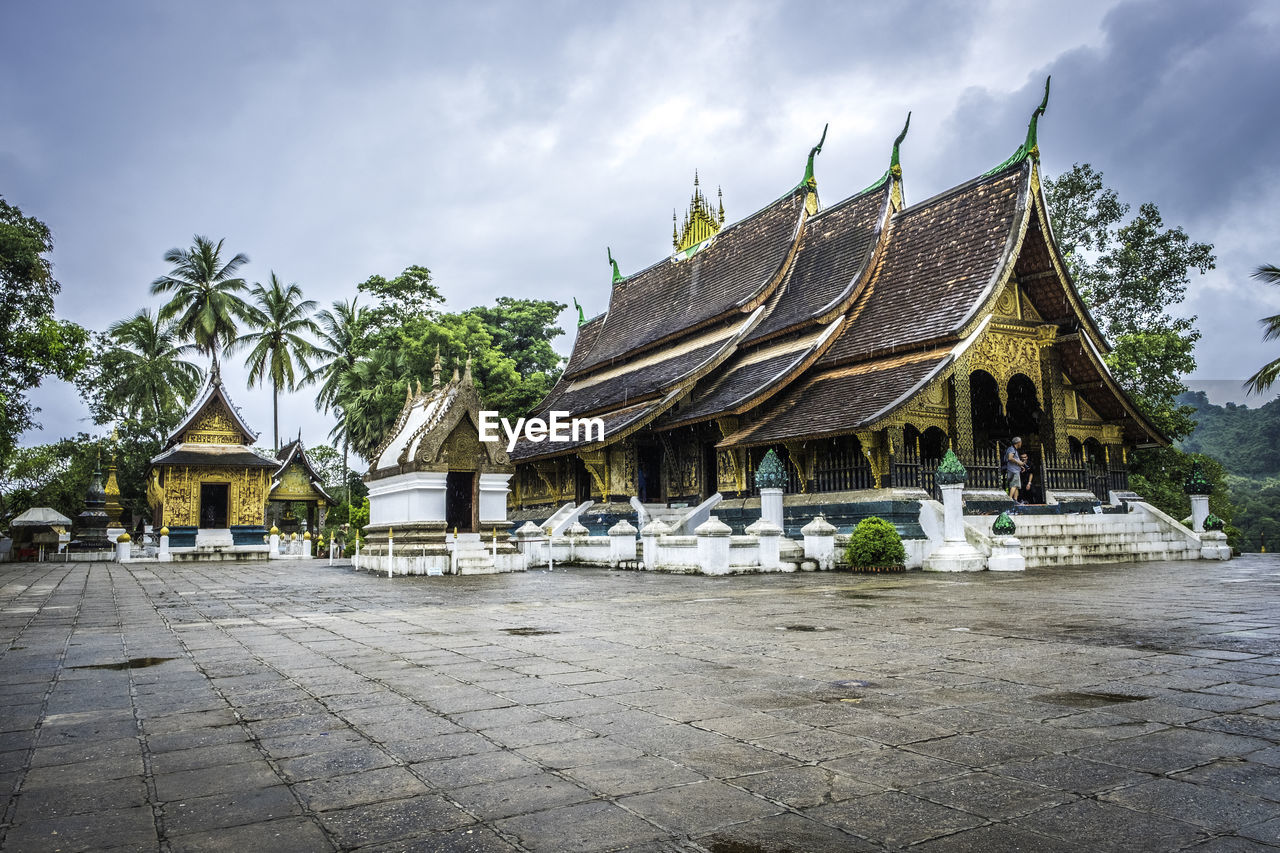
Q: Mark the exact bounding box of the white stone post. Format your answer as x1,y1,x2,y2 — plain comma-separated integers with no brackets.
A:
608,519,637,567
801,515,837,570
1199,530,1231,560
565,520,589,565
512,521,545,567
640,520,668,570
269,527,281,560
747,519,784,571
760,487,784,531
328,538,335,565
695,516,732,575
386,527,395,578
115,533,131,563
924,483,986,572
158,527,170,562
1189,494,1210,534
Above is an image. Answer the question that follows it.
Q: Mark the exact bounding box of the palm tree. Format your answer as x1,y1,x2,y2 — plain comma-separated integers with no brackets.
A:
1246,264,1280,395
305,298,366,497
101,309,203,438
150,235,253,371
234,273,318,450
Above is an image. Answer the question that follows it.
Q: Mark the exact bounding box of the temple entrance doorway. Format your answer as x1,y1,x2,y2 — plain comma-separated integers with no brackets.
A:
920,426,948,462
702,443,718,500
199,483,228,528
1005,374,1041,448
573,457,592,505
445,472,475,532
969,370,1005,457
637,442,663,504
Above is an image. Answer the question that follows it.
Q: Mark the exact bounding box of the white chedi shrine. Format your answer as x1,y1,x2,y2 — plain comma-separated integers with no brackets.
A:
354,357,523,576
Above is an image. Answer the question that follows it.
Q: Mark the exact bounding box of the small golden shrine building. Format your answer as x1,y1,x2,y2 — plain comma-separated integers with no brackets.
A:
147,367,276,550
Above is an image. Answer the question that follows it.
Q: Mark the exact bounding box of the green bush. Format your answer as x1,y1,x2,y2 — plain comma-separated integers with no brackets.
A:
844,516,906,568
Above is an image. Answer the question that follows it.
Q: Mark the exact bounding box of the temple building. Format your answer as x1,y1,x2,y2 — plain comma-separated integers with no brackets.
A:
509,81,1164,532
358,356,521,575
147,367,275,551
269,435,336,534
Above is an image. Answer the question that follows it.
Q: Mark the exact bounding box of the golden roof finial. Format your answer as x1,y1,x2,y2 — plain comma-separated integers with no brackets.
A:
432,346,442,388
674,170,724,253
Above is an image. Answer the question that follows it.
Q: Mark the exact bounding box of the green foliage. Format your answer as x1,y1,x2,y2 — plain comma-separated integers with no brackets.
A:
234,273,318,449
0,195,91,467
1245,264,1280,395
358,265,443,327
1204,513,1225,532
1179,391,1280,478
0,433,107,525
76,309,203,442
336,267,566,462
935,449,967,485
844,516,906,568
1044,164,1213,443
349,496,370,532
150,235,254,370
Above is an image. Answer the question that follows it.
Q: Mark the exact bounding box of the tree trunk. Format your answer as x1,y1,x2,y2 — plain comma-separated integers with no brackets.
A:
342,436,349,505
273,382,280,451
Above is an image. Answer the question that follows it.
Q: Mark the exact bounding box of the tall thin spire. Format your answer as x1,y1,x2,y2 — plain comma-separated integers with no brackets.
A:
674,172,725,253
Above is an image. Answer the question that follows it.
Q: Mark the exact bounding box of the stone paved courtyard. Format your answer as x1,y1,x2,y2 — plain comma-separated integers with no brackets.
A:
1,556,1278,853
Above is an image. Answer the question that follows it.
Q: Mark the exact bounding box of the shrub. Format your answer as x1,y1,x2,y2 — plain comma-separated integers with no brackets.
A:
845,516,906,568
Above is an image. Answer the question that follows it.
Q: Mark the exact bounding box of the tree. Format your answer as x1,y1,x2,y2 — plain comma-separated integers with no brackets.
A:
77,309,203,441
1245,264,1280,395
1045,165,1226,530
358,265,443,329
0,196,90,467
1044,164,1214,441
305,298,367,495
234,273,318,450
150,235,253,371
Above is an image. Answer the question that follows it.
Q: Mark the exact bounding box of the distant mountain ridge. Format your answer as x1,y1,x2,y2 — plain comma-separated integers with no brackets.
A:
1179,390,1280,479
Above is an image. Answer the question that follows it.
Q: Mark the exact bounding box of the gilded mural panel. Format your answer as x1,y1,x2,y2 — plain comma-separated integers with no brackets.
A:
160,466,267,527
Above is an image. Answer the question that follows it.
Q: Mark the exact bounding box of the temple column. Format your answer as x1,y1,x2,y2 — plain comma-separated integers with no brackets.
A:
883,424,905,488
1039,344,1069,458
951,359,975,463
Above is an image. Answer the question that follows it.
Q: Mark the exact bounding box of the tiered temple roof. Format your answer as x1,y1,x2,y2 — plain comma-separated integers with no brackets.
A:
513,90,1165,463
150,367,278,469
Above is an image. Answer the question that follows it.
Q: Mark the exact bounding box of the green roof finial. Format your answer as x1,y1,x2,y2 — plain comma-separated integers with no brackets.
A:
890,112,911,177
607,247,623,284
572,298,586,327
1024,75,1051,160
801,123,829,190
984,75,1052,177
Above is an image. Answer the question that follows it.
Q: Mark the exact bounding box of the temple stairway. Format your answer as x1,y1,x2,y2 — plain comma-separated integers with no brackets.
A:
963,501,1204,568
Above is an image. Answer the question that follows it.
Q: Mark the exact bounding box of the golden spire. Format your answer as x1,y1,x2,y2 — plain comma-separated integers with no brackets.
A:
674,171,724,253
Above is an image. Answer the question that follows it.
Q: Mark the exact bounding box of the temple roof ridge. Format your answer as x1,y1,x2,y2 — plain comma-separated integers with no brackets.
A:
163,366,259,449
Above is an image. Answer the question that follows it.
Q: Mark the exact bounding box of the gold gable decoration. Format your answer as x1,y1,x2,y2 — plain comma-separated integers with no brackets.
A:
271,464,326,502
157,466,269,528
185,402,247,445
673,172,725,253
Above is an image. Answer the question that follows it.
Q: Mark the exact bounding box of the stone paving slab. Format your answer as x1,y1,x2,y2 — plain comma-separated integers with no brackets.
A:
0,555,1278,851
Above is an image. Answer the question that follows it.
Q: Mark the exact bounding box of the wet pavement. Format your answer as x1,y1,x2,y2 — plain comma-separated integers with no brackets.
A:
1,555,1278,852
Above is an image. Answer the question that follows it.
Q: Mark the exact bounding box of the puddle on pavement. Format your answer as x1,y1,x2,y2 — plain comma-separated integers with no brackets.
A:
776,625,834,632
71,657,175,671
502,627,559,636
832,679,874,688
1035,691,1145,708
840,592,882,599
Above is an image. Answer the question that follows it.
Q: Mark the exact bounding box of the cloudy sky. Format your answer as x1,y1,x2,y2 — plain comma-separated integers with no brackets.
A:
3,0,1278,459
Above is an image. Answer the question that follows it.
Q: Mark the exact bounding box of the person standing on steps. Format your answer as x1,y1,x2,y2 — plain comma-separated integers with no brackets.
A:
1004,437,1025,502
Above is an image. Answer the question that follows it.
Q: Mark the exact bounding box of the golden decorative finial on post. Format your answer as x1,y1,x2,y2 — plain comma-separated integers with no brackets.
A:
463,355,473,384
432,346,442,388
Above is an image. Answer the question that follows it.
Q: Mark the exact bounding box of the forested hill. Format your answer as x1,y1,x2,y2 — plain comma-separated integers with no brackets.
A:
1179,391,1280,479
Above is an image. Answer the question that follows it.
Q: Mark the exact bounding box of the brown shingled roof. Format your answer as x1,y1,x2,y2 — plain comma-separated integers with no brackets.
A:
820,161,1029,366
719,350,949,448
745,184,888,344
567,189,806,376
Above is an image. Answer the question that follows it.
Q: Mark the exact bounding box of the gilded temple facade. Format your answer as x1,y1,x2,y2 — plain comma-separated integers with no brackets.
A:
510,84,1164,529
147,368,276,549
269,436,336,534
